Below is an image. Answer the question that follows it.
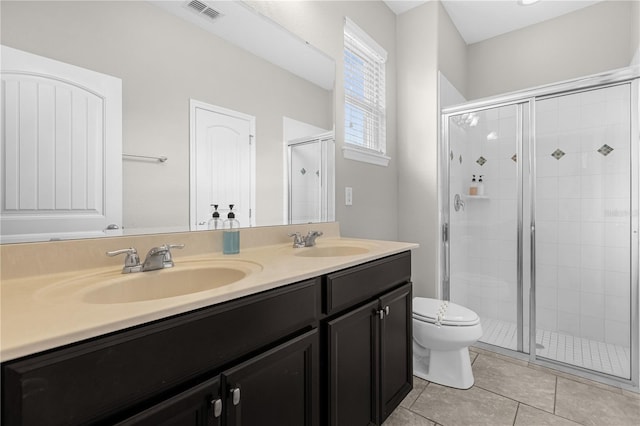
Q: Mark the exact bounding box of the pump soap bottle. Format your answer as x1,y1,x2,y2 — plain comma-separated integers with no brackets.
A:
223,204,240,254
469,175,478,196
477,175,485,196
208,204,221,230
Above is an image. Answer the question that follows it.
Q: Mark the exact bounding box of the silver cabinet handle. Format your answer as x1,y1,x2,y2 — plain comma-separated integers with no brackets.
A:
384,306,390,316
231,387,241,406
378,309,385,320
211,398,222,418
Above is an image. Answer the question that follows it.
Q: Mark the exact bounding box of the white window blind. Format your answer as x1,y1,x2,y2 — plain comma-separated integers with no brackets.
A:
344,17,388,164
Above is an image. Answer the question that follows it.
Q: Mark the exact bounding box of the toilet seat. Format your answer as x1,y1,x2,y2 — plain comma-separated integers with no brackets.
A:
413,298,480,326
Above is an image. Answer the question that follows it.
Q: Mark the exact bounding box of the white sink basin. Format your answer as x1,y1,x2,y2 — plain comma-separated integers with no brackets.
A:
37,259,262,304
293,245,370,258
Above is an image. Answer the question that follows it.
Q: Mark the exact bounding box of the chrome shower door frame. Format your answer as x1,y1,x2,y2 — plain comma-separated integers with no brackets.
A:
440,66,640,389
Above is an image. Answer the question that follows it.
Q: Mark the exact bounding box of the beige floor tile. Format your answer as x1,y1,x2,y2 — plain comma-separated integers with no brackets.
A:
514,404,581,426
411,382,518,425
475,348,529,367
555,377,640,426
472,354,557,413
382,406,435,426
469,350,478,364
401,376,429,409
527,363,624,395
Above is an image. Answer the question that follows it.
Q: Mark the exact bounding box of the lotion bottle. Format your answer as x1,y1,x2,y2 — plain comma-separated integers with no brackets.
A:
469,175,478,196
223,204,240,254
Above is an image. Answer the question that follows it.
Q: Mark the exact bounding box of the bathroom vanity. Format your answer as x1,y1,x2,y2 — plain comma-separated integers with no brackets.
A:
0,225,416,425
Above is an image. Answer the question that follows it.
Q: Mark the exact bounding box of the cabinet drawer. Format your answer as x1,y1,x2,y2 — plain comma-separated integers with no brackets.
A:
2,278,320,426
324,251,411,316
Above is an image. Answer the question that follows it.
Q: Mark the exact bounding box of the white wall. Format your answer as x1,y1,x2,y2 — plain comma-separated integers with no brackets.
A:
467,0,637,100
249,1,399,241
1,1,332,231
397,1,441,298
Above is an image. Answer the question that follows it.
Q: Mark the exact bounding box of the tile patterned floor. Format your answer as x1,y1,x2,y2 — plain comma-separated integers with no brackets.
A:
480,317,631,379
383,347,640,426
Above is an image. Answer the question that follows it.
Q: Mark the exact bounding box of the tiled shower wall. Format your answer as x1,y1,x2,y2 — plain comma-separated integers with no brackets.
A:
449,83,632,350
535,84,631,347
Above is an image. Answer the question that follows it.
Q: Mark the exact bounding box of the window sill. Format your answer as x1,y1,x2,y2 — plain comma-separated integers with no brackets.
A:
342,145,390,167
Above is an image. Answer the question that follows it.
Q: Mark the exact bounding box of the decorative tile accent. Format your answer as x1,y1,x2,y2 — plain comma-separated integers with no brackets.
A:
597,144,613,156
476,156,487,166
511,154,517,162
551,149,565,160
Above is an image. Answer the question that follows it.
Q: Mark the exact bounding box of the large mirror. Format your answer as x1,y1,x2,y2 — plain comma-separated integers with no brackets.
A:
0,0,335,243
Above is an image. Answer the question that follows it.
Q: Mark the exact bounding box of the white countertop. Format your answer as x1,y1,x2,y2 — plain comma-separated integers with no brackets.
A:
1,237,417,362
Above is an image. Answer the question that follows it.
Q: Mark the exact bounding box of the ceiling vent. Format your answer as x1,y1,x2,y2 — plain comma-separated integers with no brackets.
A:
186,0,222,21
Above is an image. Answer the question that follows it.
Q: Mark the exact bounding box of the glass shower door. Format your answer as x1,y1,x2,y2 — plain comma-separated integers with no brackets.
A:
446,103,528,352
533,84,633,379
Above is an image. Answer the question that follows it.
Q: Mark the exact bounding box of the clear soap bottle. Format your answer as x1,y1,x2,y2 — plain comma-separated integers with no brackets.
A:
477,175,485,196
208,204,221,230
223,204,240,254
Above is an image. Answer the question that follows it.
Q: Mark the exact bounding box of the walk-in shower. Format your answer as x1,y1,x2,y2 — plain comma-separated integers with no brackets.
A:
440,67,639,388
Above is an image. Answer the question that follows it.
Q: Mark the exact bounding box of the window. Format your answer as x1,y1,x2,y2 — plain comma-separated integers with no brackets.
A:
343,17,389,166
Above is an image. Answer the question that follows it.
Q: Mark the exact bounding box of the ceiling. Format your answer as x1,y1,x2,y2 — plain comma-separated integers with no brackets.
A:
384,0,603,44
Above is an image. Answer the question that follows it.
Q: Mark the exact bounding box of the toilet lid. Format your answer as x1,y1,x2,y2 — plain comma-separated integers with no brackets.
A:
413,297,480,326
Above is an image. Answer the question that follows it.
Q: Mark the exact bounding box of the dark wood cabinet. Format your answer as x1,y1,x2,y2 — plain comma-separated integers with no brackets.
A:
223,329,318,426
380,284,413,421
327,300,380,426
2,251,412,426
324,252,413,426
116,377,222,426
119,330,318,426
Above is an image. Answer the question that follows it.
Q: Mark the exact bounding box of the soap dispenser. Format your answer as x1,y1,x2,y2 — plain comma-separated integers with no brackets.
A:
208,204,222,230
469,175,478,196
477,175,485,196
223,204,240,254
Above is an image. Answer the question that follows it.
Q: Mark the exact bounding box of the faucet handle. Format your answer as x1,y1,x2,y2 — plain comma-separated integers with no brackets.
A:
106,248,142,274
288,232,305,248
162,243,185,268
304,230,323,247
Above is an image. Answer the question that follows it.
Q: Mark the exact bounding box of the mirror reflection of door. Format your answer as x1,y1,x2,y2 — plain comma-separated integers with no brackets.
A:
190,100,255,230
288,132,335,224
0,45,122,243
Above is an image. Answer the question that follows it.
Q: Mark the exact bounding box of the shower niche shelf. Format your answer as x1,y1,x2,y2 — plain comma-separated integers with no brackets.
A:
463,195,489,200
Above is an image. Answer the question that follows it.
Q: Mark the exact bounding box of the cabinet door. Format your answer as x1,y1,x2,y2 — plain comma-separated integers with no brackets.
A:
223,329,318,426
379,283,413,422
327,300,379,426
116,376,222,426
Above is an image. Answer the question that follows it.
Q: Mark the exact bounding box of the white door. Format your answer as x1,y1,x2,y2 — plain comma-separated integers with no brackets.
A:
190,100,255,230
0,45,122,243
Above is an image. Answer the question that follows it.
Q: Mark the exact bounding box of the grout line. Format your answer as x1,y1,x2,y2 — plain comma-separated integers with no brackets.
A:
513,403,520,426
553,375,558,415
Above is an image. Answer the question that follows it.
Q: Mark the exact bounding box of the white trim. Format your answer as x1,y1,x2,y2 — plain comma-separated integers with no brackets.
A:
342,145,390,167
344,17,387,62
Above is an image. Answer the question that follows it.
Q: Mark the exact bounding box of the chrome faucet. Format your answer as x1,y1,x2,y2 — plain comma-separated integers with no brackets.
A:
107,244,184,273
288,231,323,248
142,244,185,271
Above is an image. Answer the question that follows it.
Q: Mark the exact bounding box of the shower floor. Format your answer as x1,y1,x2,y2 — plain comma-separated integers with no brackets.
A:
480,317,631,379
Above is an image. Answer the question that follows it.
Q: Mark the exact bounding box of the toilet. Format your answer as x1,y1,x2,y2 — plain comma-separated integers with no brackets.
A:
412,297,482,389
